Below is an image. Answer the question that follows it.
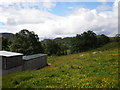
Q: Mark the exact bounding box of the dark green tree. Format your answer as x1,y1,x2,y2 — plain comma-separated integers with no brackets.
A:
1,36,10,51
81,31,97,49
70,35,83,53
42,39,68,56
113,34,120,42
10,29,43,55
57,42,68,55
42,40,60,55
97,34,110,46
71,31,97,53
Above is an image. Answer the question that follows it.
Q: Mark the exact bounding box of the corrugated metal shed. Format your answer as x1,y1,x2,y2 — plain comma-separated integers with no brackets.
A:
0,51,23,69
22,54,47,70
1,51,48,75
0,51,23,57
1,51,23,75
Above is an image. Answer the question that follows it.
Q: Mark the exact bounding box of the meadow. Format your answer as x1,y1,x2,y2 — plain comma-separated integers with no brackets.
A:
2,42,119,88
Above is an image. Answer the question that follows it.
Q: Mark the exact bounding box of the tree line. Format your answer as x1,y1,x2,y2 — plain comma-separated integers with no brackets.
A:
1,29,120,56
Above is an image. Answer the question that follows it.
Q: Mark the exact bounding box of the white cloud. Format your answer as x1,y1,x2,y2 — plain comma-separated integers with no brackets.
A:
96,3,111,11
68,7,74,9
40,0,56,10
0,0,56,10
0,0,118,40
97,0,109,2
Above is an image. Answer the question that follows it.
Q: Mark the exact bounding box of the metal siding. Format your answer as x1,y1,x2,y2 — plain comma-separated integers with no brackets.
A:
3,56,23,70
2,53,47,75
23,55,47,71
2,57,7,70
2,65,23,76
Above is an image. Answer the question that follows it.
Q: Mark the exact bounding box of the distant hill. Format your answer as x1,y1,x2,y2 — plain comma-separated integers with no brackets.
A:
0,33,13,39
42,37,75,49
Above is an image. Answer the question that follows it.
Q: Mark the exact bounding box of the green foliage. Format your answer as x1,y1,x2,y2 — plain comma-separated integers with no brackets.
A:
112,34,120,42
71,31,98,53
42,40,60,55
10,29,43,55
1,36,10,51
97,34,110,46
42,39,67,56
2,42,119,88
54,37,73,49
41,31,112,55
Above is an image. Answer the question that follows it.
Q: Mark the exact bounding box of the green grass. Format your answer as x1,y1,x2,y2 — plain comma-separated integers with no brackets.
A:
2,42,120,88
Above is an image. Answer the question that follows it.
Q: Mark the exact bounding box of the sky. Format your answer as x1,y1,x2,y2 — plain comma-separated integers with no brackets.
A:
0,0,119,40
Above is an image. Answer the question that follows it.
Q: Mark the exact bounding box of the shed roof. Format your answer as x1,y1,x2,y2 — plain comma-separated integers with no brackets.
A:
23,54,47,60
0,51,23,57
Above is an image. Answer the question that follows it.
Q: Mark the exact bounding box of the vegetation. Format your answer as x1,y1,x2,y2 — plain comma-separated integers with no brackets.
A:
54,37,73,49
41,30,111,55
113,34,120,42
97,34,110,46
10,29,43,55
2,42,119,88
1,36,11,51
2,29,119,56
70,31,98,53
42,39,68,56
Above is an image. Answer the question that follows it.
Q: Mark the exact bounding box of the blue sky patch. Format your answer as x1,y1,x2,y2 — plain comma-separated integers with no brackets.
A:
48,2,113,16
0,2,113,16
0,22,5,27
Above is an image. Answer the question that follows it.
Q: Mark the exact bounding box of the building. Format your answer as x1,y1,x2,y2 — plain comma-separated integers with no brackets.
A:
0,51,48,75
0,51,23,76
22,54,47,70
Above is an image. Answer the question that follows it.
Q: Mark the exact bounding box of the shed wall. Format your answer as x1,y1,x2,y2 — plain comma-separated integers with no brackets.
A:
2,56,23,70
23,56,47,70
2,54,47,75
2,65,22,76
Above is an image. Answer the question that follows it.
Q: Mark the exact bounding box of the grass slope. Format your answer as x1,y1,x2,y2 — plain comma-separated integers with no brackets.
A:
2,42,119,88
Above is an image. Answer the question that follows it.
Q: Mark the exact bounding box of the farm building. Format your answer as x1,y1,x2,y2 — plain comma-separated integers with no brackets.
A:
22,54,47,70
0,51,23,76
0,51,48,75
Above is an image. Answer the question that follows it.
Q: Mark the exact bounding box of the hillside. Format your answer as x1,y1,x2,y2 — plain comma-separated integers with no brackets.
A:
2,42,119,88
0,33,13,39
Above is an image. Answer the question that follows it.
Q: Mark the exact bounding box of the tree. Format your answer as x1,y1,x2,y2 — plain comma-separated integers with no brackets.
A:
113,34,120,42
42,39,67,56
70,35,83,53
57,42,68,55
81,31,97,49
1,36,10,51
42,40,60,55
97,34,110,46
71,31,97,53
10,29,43,55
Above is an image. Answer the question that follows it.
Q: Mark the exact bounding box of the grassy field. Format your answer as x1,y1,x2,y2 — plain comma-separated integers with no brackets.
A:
2,42,119,88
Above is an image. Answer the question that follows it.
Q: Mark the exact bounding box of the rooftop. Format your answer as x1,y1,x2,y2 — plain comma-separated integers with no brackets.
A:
23,54,47,60
0,51,23,57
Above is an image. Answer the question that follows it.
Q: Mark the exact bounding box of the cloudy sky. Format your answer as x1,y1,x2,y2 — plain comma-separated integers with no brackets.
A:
0,0,119,40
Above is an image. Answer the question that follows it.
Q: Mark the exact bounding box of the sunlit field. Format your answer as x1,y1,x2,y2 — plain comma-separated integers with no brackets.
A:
2,42,119,88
